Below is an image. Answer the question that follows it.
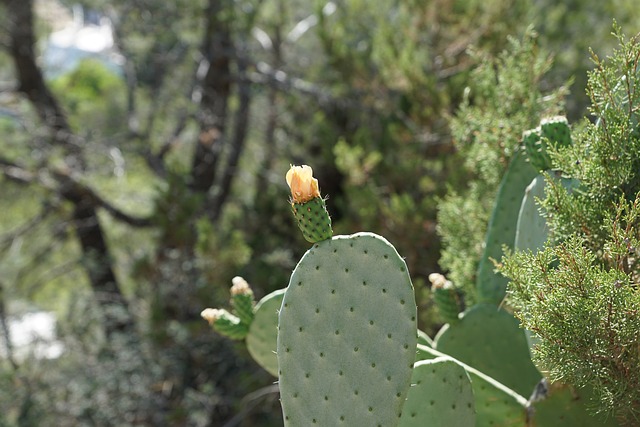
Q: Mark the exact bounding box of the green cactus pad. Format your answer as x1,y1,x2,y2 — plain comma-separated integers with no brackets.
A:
476,149,538,305
246,288,285,377
208,309,249,340
514,173,582,362
415,345,529,426
277,232,417,427
231,292,255,325
432,282,462,324
531,383,621,426
470,370,529,427
540,116,572,147
524,116,572,172
515,174,549,252
433,304,541,397
291,197,332,243
523,128,550,172
399,357,475,427
515,173,581,253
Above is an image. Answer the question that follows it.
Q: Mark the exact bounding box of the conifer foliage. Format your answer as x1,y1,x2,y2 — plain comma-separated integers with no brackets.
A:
500,27,640,424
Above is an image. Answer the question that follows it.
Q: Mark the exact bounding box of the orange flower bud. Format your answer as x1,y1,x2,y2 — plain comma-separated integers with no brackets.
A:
286,165,321,204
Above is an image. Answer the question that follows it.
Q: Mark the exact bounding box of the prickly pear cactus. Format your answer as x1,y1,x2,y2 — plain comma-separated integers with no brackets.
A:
429,273,462,324
399,357,475,427
201,276,256,340
515,172,582,252
277,232,417,427
476,149,537,305
515,174,550,252
470,368,529,427
514,172,581,357
531,382,621,426
246,288,285,377
416,344,529,426
523,116,572,172
230,276,255,325
540,116,571,144
286,165,332,243
417,329,434,347
433,304,541,397
291,197,332,243
523,128,545,170
201,308,249,340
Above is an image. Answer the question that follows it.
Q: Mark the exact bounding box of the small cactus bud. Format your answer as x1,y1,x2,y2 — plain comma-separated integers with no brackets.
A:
429,273,462,324
231,276,253,297
428,273,450,289
201,308,248,340
230,276,255,325
201,308,223,326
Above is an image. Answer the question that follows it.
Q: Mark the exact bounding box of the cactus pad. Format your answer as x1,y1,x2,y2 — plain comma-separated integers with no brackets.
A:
230,276,255,325
540,116,571,146
430,273,462,324
202,308,248,340
246,288,285,377
524,116,572,171
291,197,332,243
531,382,621,426
523,128,549,172
415,344,529,426
470,369,529,426
476,150,537,305
433,304,541,397
515,174,549,252
277,232,417,427
399,357,475,427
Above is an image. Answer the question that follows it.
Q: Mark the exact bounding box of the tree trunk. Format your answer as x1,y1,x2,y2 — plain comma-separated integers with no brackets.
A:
209,57,252,222
190,0,233,193
58,177,136,337
3,0,135,340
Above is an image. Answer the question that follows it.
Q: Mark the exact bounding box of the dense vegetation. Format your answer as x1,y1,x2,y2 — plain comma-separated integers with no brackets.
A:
0,0,639,425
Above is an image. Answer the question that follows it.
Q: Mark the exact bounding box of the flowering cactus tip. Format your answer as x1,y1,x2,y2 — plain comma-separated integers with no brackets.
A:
286,164,321,204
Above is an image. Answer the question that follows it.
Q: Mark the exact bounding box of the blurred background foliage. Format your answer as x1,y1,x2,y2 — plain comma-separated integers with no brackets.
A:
0,0,639,425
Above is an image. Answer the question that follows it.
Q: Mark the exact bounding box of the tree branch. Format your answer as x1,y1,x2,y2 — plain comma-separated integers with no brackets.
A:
52,171,153,228
0,156,153,228
0,200,53,253
0,157,36,184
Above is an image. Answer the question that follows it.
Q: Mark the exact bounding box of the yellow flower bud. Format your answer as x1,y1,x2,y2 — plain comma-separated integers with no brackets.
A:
286,165,321,204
